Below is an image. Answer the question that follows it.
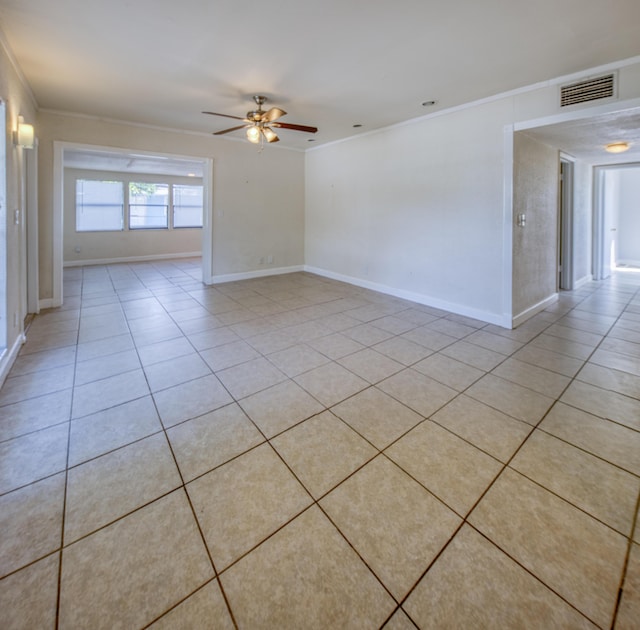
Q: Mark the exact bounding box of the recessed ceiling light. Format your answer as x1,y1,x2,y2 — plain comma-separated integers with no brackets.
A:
421,100,437,107
605,141,630,153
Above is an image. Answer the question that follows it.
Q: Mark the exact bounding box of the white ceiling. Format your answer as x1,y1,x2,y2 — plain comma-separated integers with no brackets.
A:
64,148,204,177
522,108,640,165
1,0,640,152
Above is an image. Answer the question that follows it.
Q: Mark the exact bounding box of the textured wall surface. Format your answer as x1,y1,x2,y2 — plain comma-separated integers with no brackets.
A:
512,133,559,317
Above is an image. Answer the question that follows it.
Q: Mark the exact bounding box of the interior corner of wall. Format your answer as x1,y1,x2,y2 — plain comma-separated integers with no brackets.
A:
512,293,558,328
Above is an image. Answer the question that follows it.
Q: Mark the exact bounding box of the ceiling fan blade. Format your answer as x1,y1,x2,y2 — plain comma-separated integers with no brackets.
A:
263,107,287,123
202,111,246,121
213,125,248,136
272,122,318,134
262,127,279,143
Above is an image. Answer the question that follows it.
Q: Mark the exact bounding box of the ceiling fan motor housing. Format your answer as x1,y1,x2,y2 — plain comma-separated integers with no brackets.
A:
248,96,267,121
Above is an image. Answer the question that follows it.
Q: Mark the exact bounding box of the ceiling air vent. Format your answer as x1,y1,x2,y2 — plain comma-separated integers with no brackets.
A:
560,74,615,107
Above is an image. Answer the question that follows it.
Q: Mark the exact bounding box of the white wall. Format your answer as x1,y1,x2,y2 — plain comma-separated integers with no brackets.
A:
306,99,511,325
306,59,640,326
0,38,38,384
604,169,621,274
37,111,306,300
572,160,593,286
617,166,640,266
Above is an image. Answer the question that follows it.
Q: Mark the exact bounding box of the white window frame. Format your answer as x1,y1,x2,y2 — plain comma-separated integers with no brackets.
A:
172,183,204,228
128,181,170,230
73,174,203,233
75,178,125,232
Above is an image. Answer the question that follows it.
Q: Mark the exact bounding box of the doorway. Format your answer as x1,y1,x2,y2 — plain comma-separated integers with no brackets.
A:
593,162,640,279
558,155,575,290
51,143,214,308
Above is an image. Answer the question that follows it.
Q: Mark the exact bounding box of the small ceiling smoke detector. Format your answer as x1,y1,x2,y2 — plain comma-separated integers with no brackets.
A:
605,142,630,153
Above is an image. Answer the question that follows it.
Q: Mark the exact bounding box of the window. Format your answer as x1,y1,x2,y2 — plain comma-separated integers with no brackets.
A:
74,177,203,232
76,180,124,231
129,182,168,229
173,184,203,228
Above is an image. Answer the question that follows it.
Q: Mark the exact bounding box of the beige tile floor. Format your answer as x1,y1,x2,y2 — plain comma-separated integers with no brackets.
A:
1,259,639,629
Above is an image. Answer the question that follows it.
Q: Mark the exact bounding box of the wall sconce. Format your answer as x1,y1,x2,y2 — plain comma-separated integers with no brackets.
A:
14,116,35,149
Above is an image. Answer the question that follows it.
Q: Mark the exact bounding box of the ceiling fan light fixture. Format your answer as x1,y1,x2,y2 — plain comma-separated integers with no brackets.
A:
205,95,317,146
605,141,630,153
263,127,279,143
246,125,261,144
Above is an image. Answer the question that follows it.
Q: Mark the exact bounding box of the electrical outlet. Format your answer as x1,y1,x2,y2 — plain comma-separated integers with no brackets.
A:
267,255,273,264
259,257,265,264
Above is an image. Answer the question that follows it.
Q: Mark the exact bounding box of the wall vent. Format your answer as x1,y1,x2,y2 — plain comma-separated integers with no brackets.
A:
560,74,615,107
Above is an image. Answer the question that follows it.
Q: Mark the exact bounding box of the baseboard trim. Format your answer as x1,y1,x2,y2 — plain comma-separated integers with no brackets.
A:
0,333,25,388
211,265,305,284
616,259,640,269
38,298,56,310
574,274,594,289
63,251,202,267
304,265,509,327
512,293,559,328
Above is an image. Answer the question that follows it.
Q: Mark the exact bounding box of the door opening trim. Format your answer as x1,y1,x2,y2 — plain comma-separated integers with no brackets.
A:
559,154,575,290
52,142,213,307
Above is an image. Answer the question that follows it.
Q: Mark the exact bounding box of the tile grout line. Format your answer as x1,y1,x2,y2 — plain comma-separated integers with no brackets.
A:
107,263,241,630
235,414,404,608
604,282,640,630
3,263,639,628
158,298,475,615
610,487,640,629
381,278,640,627
54,265,86,630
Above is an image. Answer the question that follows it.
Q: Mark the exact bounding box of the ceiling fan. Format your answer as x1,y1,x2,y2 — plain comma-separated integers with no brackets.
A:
203,95,318,144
